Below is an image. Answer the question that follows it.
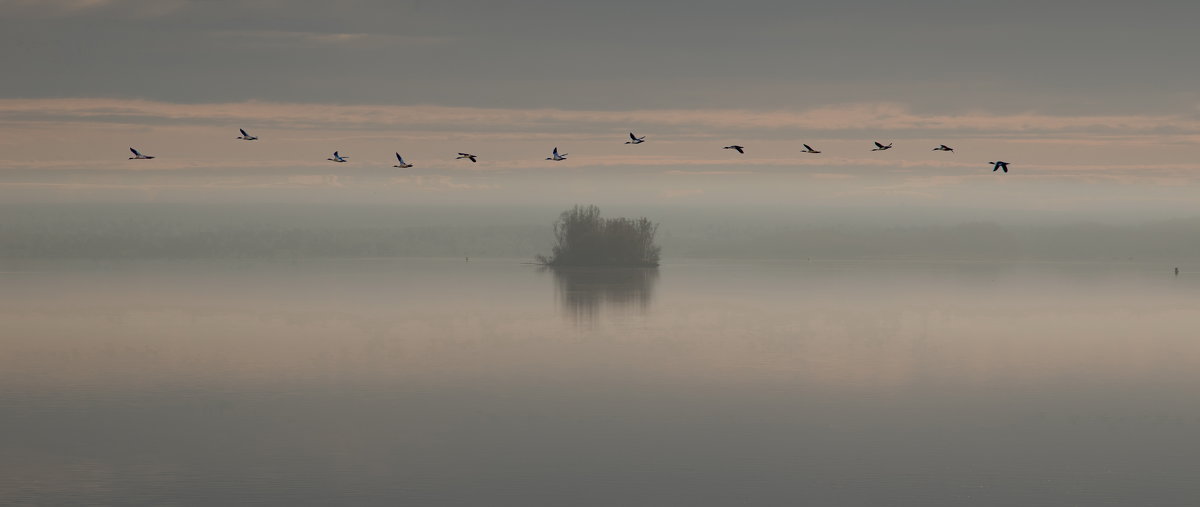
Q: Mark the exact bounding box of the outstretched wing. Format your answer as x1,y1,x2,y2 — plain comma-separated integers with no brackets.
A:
240,129,249,137
875,142,884,149
804,144,814,151
629,132,637,141
130,147,140,156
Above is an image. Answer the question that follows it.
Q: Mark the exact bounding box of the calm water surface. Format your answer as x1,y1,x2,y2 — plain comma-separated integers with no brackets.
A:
2,258,1199,505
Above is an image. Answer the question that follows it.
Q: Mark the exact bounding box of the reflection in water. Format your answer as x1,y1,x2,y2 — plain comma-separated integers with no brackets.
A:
547,266,658,323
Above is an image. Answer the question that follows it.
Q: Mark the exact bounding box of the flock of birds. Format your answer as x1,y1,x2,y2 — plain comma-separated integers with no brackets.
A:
127,129,1013,173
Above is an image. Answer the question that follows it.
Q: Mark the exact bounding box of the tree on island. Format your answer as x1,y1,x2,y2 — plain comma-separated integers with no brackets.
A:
537,205,661,267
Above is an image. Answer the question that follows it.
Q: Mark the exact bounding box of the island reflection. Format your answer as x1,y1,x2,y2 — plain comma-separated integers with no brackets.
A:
546,266,659,323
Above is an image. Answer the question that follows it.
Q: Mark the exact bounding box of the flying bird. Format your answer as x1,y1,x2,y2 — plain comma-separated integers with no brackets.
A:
989,161,1010,173
802,144,821,154
933,144,954,152
546,147,568,161
128,147,155,159
625,132,646,144
327,151,349,163
393,153,413,168
457,152,478,163
872,142,893,151
723,145,745,154
236,129,258,141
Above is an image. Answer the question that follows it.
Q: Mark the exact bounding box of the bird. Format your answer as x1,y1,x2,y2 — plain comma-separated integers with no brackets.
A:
327,151,349,163
872,142,893,151
393,153,413,168
933,144,954,152
723,145,745,154
625,132,646,144
989,161,1010,173
128,147,155,159
546,147,568,161
802,144,821,154
457,152,478,163
236,129,258,141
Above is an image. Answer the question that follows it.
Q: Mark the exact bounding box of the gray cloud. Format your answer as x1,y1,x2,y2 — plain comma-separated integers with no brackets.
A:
2,0,1199,112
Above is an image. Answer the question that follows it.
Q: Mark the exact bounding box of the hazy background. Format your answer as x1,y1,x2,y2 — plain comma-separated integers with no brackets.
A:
4,202,1200,262
7,4,1200,504
3,0,1200,249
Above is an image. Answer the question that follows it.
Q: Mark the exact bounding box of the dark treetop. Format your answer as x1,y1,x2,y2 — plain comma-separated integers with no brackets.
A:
538,205,661,267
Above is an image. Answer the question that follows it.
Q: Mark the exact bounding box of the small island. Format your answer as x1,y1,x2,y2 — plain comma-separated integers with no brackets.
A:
537,205,661,267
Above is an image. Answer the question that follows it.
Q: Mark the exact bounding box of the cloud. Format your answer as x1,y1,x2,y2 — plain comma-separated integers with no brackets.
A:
389,175,498,191
660,187,705,199
5,98,1200,138
0,0,113,13
0,0,186,17
212,30,454,49
287,174,343,187
663,170,752,176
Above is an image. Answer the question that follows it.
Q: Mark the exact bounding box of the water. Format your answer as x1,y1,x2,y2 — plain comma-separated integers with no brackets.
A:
2,258,1199,505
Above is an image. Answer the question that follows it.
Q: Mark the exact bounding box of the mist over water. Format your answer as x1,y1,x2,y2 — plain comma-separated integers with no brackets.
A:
6,0,1200,503
5,202,1200,262
2,257,1199,505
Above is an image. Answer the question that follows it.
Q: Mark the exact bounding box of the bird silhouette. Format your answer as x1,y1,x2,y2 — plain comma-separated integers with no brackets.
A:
128,147,155,159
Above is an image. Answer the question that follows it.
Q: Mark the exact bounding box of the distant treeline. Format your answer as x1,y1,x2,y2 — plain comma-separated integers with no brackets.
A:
659,220,1200,262
3,203,1200,261
0,204,550,259
0,224,549,259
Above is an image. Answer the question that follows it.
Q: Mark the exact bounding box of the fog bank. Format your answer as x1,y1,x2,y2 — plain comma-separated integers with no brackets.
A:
3,203,1198,262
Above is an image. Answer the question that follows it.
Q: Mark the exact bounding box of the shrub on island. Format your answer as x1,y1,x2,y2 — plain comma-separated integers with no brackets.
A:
537,205,660,267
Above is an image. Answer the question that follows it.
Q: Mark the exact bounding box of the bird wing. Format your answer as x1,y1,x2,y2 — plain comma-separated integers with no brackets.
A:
469,156,477,162
553,147,559,156
735,146,744,153
875,142,884,149
240,129,249,137
629,132,637,141
804,144,813,151
130,147,140,156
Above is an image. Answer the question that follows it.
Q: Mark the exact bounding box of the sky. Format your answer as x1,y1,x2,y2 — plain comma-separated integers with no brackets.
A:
3,0,1200,221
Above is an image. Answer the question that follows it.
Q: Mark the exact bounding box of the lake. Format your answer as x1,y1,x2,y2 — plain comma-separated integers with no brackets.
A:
2,258,1199,505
